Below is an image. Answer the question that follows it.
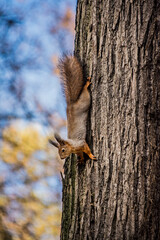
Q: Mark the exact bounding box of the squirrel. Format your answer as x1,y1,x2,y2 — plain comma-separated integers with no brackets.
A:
49,55,96,163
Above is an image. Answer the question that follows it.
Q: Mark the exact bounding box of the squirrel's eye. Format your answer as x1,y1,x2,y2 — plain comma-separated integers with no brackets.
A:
62,149,65,153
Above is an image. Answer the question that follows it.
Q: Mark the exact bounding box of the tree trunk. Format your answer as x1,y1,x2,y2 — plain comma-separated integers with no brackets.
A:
60,0,160,239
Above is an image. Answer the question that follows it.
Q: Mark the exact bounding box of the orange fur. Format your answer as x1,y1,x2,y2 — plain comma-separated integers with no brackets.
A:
49,56,96,163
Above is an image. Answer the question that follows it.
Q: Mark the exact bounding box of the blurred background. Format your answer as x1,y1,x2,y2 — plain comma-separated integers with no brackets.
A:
0,0,76,239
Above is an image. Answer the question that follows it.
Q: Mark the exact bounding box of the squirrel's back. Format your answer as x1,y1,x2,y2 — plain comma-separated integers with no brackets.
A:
58,55,84,104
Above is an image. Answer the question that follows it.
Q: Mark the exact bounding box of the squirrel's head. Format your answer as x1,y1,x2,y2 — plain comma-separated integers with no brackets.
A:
49,133,72,159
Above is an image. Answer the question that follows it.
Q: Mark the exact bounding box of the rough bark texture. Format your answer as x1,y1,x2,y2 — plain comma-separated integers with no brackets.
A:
60,0,160,239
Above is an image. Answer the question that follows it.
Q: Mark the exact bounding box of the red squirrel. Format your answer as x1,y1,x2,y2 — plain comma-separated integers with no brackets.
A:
49,55,96,163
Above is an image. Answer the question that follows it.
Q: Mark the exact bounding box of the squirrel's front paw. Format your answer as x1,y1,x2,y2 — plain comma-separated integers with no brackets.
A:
78,158,85,165
77,155,85,164
89,153,97,161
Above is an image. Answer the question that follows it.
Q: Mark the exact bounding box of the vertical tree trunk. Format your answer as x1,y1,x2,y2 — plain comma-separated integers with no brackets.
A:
60,0,160,239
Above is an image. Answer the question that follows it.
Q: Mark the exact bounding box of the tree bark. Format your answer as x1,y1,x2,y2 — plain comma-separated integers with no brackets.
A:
60,0,160,239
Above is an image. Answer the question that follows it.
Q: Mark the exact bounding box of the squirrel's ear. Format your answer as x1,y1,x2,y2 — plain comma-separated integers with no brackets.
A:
49,139,59,148
54,133,65,145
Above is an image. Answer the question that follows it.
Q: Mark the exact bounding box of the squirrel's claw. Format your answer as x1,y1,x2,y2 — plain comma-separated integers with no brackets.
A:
89,154,97,161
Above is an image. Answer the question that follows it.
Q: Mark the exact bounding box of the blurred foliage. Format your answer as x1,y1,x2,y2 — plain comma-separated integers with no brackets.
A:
0,0,75,125
0,123,63,240
0,0,76,239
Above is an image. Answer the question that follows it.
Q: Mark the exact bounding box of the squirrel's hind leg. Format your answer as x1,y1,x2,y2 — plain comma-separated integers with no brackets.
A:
84,78,91,89
74,80,91,112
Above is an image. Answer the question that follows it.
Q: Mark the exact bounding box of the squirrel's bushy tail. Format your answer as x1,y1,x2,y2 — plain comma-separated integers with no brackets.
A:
58,55,84,104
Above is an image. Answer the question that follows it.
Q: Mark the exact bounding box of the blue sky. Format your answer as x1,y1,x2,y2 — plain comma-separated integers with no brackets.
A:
0,2,76,237
0,0,76,124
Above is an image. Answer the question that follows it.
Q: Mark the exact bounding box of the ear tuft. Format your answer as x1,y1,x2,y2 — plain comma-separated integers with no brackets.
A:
54,133,65,145
49,139,59,148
